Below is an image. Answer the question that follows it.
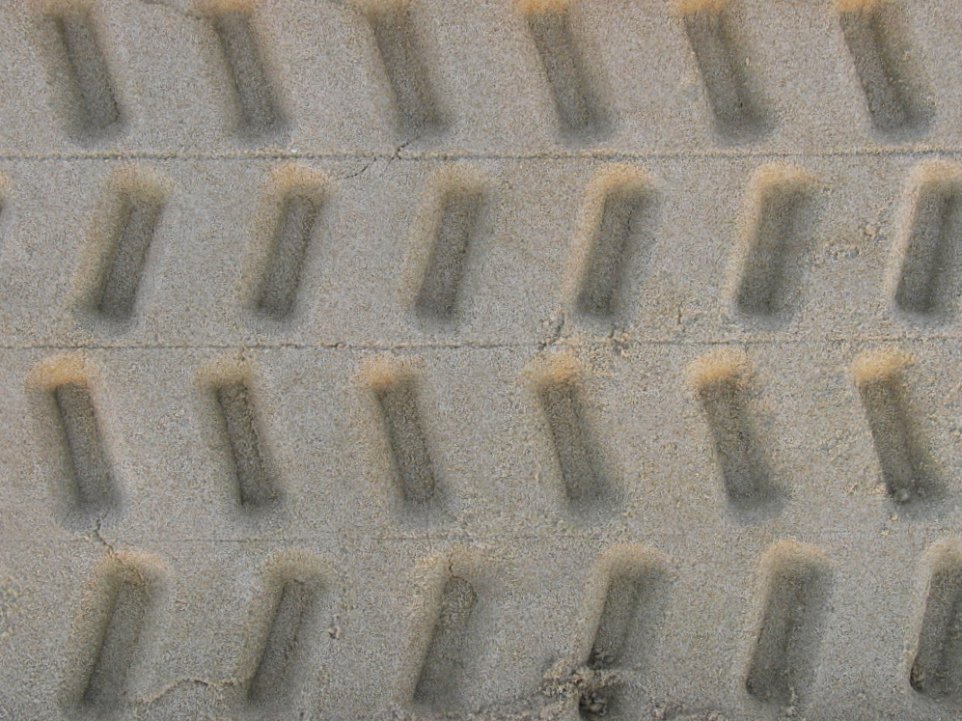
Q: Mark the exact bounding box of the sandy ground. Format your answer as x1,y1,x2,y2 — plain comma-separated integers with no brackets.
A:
3,0,962,719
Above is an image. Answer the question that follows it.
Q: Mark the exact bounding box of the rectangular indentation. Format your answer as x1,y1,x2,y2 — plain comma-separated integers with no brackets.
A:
581,564,666,720
895,180,962,317
576,183,652,318
911,552,962,698
415,186,485,322
53,382,116,516
745,545,831,706
247,578,321,706
210,8,284,138
588,574,645,670
695,364,772,509
538,373,611,512
78,565,152,713
92,187,165,322
682,3,763,138
413,575,478,710
735,175,814,318
214,381,278,509
255,191,322,319
524,3,605,139
50,8,122,139
838,2,926,135
854,357,932,504
375,375,438,507
366,2,444,137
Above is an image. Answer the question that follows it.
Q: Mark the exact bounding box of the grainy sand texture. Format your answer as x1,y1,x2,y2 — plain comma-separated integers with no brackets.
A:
3,0,962,719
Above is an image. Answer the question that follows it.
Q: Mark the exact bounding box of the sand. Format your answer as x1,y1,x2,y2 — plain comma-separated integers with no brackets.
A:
2,0,962,719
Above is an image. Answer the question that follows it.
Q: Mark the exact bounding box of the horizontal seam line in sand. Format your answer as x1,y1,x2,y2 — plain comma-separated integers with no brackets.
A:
19,526,956,546
2,334,962,351
2,147,962,162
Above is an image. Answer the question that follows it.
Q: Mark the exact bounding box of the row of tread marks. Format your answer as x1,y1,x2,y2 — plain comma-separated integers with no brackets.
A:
64,553,325,714
35,0,932,145
15,161,962,335
34,346,940,529
62,541,962,715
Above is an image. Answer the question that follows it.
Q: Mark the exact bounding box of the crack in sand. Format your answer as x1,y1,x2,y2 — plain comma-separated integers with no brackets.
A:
91,514,117,556
2,147,962,163
137,0,206,22
134,675,240,708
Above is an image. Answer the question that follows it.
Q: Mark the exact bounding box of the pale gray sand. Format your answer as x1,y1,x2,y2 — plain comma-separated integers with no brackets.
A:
3,1,962,720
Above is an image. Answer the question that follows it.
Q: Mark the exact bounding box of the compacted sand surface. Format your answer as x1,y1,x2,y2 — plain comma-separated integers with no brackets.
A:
3,1,962,719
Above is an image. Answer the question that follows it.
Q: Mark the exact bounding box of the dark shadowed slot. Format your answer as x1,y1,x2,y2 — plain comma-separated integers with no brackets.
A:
75,566,153,714
577,183,652,318
211,9,284,137
735,180,814,319
696,371,773,509
911,555,962,698
255,191,322,319
366,3,444,137
53,381,116,517
247,577,321,706
538,376,611,513
838,4,928,135
413,575,477,710
895,181,962,317
745,550,831,706
92,188,165,321
214,381,278,509
682,6,765,139
856,367,933,504
50,8,123,139
415,186,485,322
375,375,439,508
580,565,666,720
588,574,645,670
525,6,605,140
